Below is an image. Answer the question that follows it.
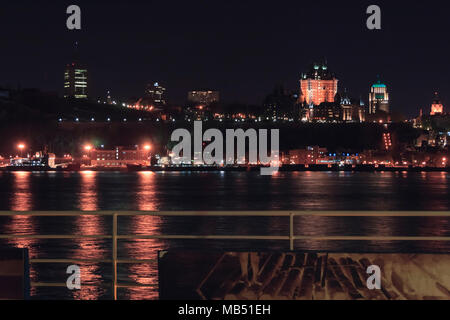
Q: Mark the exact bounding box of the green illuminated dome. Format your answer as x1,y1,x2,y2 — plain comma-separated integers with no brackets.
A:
372,80,386,88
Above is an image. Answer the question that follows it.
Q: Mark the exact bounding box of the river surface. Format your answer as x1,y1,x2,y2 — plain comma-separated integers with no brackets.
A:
0,171,449,299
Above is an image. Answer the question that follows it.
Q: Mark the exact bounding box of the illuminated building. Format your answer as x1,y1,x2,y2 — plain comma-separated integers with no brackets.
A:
90,146,151,167
337,92,366,123
287,146,327,165
64,62,88,99
368,80,389,114
430,92,444,115
146,82,166,106
357,98,366,122
299,62,338,106
310,102,340,122
188,90,220,106
339,91,353,121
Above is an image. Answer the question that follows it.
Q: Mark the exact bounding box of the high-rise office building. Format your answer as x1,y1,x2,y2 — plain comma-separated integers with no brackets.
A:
368,80,389,114
64,62,88,99
187,90,220,106
64,42,88,99
145,82,166,106
430,92,444,115
299,62,338,106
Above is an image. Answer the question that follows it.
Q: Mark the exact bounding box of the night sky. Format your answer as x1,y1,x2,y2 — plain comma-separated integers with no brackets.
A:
2,0,450,117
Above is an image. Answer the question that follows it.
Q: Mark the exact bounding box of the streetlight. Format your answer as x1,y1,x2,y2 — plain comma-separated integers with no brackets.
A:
83,145,93,166
17,143,25,158
143,144,152,166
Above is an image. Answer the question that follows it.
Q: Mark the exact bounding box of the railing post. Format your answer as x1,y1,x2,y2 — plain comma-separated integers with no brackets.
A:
112,213,118,300
289,212,294,251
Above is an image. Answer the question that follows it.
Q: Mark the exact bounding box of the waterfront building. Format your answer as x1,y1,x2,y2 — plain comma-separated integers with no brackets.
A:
286,146,328,165
64,62,88,99
187,90,220,106
299,62,338,106
368,80,389,114
90,146,150,167
430,92,444,115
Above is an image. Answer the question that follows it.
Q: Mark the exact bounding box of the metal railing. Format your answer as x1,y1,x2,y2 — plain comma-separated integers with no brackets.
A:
0,210,450,299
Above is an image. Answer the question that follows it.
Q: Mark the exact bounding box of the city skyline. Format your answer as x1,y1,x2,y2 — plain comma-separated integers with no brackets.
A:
1,1,450,306
2,1,450,117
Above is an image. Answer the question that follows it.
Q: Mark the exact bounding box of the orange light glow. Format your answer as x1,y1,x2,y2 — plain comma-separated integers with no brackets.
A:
17,144,25,150
11,171,32,211
143,145,152,151
79,171,98,211
84,145,93,151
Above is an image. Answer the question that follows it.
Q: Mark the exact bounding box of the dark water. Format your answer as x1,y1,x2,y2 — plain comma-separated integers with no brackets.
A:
1,170,450,211
0,171,449,299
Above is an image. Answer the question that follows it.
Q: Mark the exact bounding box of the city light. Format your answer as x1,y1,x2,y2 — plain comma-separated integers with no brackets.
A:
84,145,93,151
16,143,26,157
143,145,152,151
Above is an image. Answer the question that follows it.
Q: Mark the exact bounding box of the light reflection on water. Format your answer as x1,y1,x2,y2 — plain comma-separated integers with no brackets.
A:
0,171,449,211
0,171,449,299
79,171,98,211
11,171,32,211
120,215,162,300
137,172,158,211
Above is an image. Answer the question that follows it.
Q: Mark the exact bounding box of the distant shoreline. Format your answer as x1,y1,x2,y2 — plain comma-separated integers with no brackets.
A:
0,165,449,173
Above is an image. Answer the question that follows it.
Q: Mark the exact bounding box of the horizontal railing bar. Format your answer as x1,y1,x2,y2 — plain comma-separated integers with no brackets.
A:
117,235,289,240
31,282,69,287
31,282,154,289
290,212,450,217
117,259,155,264
293,236,450,241
31,282,110,288
0,211,450,217
116,283,155,288
0,235,111,239
0,211,116,216
30,259,155,264
30,259,112,264
2,235,450,241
